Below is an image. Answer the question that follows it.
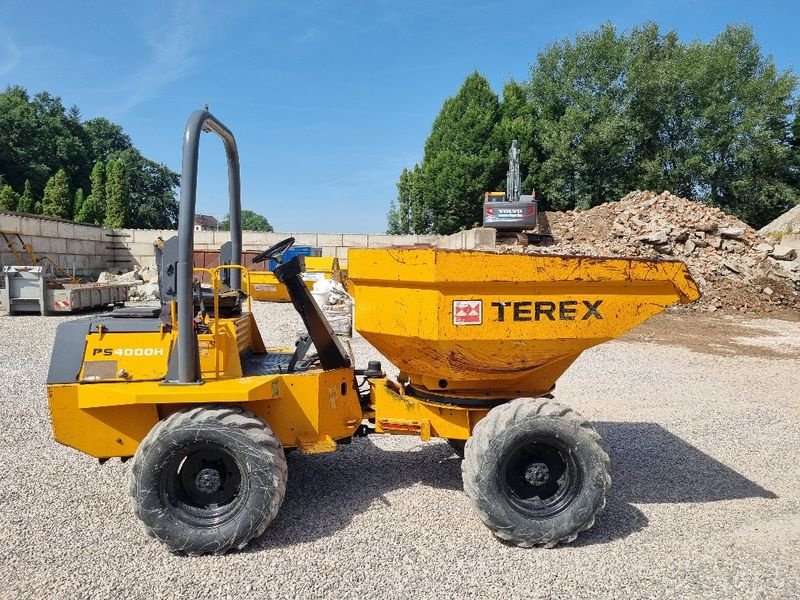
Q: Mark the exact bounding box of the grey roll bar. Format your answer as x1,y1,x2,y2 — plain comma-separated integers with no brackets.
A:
174,109,242,384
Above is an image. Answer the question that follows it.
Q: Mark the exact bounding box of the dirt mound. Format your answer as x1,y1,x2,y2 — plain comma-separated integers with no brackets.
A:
501,190,799,314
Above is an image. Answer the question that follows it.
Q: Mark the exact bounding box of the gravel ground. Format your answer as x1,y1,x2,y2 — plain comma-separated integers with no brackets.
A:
1,303,799,599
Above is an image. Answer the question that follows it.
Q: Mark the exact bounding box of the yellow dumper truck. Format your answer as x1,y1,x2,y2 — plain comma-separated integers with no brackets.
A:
46,110,700,554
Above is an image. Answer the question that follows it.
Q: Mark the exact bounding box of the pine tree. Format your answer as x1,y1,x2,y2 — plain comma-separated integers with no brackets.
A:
76,193,97,223
73,187,85,220
104,159,129,228
0,184,20,211
418,72,505,234
41,169,71,218
17,180,35,213
386,200,402,234
87,161,106,224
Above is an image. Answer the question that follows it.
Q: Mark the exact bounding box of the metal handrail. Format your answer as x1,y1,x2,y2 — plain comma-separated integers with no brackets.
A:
191,265,252,378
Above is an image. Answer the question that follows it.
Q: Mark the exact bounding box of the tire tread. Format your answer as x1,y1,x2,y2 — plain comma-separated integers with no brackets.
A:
130,404,287,555
462,397,610,548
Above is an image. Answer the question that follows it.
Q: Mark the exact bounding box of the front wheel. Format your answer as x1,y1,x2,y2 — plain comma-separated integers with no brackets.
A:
462,397,610,547
129,405,287,555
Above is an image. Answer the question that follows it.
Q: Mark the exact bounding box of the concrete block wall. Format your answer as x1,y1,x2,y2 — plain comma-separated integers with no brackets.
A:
119,229,441,268
1,210,494,276
436,227,497,250
0,212,114,277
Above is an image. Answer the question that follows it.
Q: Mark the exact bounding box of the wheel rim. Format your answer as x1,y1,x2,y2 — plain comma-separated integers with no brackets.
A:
499,436,582,518
160,442,246,527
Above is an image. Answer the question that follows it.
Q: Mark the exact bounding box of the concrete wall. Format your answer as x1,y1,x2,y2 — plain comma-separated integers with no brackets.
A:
119,229,441,268
436,227,496,250
0,212,116,277
1,210,493,275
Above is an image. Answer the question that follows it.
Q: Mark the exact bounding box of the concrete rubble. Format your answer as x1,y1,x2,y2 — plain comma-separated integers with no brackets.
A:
497,190,800,314
97,265,160,302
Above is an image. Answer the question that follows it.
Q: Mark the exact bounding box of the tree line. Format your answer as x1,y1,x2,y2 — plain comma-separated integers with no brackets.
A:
388,23,800,234
0,86,179,228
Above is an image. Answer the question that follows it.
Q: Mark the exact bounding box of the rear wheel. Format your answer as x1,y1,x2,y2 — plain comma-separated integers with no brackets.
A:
130,405,287,555
462,397,610,547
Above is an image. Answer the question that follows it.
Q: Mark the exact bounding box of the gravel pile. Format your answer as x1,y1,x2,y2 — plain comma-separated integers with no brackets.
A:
759,203,800,234
1,302,799,598
506,190,800,313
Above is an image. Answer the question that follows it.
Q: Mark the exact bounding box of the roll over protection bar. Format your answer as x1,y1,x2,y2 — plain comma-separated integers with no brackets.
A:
172,109,242,384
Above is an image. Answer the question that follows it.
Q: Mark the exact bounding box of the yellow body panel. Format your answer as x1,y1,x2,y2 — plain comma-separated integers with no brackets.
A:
249,257,339,302
370,379,488,440
49,368,361,458
348,248,700,399
48,385,159,458
81,331,173,382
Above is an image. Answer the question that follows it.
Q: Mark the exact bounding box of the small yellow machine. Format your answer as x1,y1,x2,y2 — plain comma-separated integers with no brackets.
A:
248,255,339,302
46,110,700,555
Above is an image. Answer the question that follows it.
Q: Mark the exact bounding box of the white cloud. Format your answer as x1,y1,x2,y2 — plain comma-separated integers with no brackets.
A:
115,1,205,113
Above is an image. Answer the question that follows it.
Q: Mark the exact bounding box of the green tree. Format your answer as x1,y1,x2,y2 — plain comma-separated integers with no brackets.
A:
83,161,106,224
83,117,132,161
29,91,91,196
104,159,129,228
387,167,413,234
0,87,48,195
386,200,402,234
41,169,71,218
0,184,20,211
530,24,637,210
73,187,85,219
17,180,35,213
220,210,274,232
392,23,799,231
0,86,179,226
691,25,798,225
113,148,179,228
388,165,428,234
529,23,798,223
419,72,505,234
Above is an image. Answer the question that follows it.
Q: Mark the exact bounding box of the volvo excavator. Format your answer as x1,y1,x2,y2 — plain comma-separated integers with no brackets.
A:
482,140,545,244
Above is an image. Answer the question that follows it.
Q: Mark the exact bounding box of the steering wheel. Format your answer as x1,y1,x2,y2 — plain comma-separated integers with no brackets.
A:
251,236,295,264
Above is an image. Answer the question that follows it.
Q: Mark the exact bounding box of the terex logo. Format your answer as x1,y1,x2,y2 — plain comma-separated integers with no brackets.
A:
491,300,603,322
453,300,482,325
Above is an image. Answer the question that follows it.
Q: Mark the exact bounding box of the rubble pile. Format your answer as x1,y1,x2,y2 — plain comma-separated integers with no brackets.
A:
97,264,160,302
504,190,799,313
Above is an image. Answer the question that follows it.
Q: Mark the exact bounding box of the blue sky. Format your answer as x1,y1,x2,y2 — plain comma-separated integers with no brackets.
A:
0,0,797,233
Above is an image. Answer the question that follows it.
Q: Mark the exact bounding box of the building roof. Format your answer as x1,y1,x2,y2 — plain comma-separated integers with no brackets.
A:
194,214,220,229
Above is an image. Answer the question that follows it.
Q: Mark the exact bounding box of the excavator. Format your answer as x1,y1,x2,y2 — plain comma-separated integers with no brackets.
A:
482,140,542,244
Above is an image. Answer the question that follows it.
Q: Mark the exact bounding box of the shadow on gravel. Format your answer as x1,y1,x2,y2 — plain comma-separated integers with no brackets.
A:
575,422,777,547
595,422,777,503
249,438,463,551
249,422,776,552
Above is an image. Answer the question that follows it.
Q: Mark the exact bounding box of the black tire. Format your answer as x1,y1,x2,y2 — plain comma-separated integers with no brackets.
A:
129,405,287,555
462,397,610,548
446,439,466,458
